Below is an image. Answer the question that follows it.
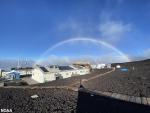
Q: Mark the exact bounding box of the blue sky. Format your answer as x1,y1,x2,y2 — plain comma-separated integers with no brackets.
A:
0,0,150,63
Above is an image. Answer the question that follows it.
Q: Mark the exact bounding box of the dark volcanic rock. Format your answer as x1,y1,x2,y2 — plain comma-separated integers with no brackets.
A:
0,59,150,113
0,88,78,113
84,60,150,97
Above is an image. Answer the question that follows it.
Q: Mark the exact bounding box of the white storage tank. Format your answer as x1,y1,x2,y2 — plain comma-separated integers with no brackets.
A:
116,65,121,69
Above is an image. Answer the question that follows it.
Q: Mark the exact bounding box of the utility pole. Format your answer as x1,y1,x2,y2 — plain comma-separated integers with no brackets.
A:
0,69,1,77
25,58,28,75
17,58,20,69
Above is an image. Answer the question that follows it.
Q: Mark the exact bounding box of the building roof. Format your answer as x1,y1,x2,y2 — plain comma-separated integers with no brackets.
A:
49,65,59,68
12,67,33,70
39,67,49,72
58,66,73,71
73,61,90,65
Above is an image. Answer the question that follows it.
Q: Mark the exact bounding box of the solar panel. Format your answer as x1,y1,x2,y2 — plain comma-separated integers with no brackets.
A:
58,66,73,70
39,67,49,72
49,65,59,68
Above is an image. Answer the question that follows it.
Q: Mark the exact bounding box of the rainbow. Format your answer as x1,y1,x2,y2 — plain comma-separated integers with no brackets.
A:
35,37,130,64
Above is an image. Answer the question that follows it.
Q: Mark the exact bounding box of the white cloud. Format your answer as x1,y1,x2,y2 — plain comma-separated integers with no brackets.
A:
58,19,90,36
143,48,150,58
98,3,134,44
57,18,95,37
58,19,80,31
38,55,72,65
99,20,132,43
128,48,150,61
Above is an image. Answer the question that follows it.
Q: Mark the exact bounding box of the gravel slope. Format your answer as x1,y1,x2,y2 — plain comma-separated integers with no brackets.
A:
84,61,150,97
0,88,78,113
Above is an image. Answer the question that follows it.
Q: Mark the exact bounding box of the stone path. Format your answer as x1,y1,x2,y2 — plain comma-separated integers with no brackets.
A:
69,68,115,87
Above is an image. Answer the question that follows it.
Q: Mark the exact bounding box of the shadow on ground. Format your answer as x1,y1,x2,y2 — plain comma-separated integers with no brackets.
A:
76,88,150,113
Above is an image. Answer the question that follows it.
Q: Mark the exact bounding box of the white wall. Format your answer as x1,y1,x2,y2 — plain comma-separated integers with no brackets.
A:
91,65,97,69
46,67,60,73
91,64,106,69
32,66,90,83
2,72,8,77
116,65,121,68
59,68,90,78
32,68,45,83
44,73,56,82
18,70,32,75
59,71,72,78
0,69,2,77
76,68,90,75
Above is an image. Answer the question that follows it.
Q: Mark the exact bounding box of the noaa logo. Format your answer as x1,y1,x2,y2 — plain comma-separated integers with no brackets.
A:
1,109,12,112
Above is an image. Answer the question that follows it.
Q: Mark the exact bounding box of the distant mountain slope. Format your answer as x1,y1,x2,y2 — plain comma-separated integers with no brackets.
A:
111,59,150,68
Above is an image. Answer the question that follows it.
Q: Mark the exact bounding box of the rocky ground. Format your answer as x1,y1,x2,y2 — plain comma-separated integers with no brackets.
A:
0,88,78,113
84,61,150,97
0,59,150,113
0,69,111,113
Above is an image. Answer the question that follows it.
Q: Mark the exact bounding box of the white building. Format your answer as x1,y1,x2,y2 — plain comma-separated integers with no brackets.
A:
32,66,54,83
0,69,2,77
106,64,111,68
12,67,33,76
116,65,121,69
0,70,8,77
91,64,106,69
97,64,106,69
5,70,20,80
91,65,97,69
32,65,90,83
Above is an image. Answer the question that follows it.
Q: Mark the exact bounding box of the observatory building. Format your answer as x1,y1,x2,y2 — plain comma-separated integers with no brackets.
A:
32,65,90,83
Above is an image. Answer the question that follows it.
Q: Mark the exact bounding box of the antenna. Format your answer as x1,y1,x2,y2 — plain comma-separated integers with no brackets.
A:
17,58,20,69
25,58,28,75
25,58,27,66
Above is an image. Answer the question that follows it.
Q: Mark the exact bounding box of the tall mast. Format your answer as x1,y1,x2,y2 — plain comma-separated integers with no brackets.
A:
25,58,28,75
17,58,20,69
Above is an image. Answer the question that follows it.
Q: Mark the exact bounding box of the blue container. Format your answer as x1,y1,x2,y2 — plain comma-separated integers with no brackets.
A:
15,73,20,80
120,68,128,72
7,71,20,80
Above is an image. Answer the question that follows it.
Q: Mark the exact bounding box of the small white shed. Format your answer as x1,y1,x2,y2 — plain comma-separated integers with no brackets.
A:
116,65,121,68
